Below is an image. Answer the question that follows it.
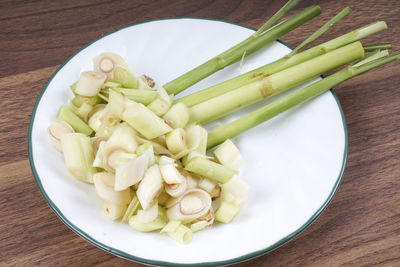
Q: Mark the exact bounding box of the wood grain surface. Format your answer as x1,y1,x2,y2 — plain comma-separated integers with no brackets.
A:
1,0,399,266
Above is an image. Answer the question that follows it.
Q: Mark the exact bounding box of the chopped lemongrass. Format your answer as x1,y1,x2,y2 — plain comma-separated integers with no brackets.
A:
129,212,167,232
75,71,107,96
48,119,74,152
215,201,241,223
136,202,159,223
102,200,127,221
107,89,124,119
72,95,103,108
70,81,78,95
214,139,244,171
123,101,172,139
57,105,93,135
122,193,141,222
75,102,93,122
198,178,218,194
114,149,151,191
163,103,190,129
185,125,208,155
166,189,212,224
61,133,96,183
165,175,187,198
136,142,152,156
104,81,121,88
161,221,193,244
115,88,157,105
93,172,131,205
190,221,209,232
158,191,170,207
148,86,172,116
136,165,163,210
94,52,132,80
91,136,106,154
165,128,187,154
184,156,236,184
113,66,140,89
221,175,250,207
97,126,138,172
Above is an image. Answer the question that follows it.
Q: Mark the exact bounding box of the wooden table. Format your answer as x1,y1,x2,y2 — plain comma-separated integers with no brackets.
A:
1,0,399,266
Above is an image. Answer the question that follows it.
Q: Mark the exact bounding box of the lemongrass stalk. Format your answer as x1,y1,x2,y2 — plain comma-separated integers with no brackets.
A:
256,0,300,34
122,193,141,222
207,52,400,148
57,105,93,135
163,5,321,95
60,133,97,183
102,201,127,220
288,7,351,56
148,86,172,116
364,43,393,52
215,201,241,223
189,41,365,124
113,66,140,88
177,21,387,107
352,49,389,67
184,156,236,184
122,101,172,139
114,88,157,105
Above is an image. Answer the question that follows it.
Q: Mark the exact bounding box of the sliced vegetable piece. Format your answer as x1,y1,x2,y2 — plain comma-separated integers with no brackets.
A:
48,119,74,152
214,139,244,171
161,221,193,244
61,133,96,183
123,101,172,139
57,105,93,135
163,102,189,129
94,52,131,80
184,156,236,184
93,172,131,205
136,165,163,210
165,128,186,154
102,200,127,221
75,71,106,96
113,66,139,88
215,201,241,223
166,189,212,224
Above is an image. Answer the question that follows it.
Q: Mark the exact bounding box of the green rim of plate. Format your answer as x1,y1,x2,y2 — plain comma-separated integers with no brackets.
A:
28,17,348,267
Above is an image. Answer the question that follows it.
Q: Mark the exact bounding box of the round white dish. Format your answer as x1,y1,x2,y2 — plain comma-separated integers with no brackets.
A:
29,18,347,266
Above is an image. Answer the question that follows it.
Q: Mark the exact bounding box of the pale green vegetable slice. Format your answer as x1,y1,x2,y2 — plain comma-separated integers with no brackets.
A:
61,133,96,183
215,201,241,223
213,139,244,171
102,200,127,221
122,193,141,222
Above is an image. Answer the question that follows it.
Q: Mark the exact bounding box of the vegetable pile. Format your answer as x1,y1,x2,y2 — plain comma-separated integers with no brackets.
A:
48,0,398,244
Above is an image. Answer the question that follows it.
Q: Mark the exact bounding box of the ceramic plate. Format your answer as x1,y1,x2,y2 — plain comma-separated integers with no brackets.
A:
29,18,347,266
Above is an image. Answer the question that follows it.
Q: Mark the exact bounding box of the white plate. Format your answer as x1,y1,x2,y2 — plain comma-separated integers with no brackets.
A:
29,18,347,266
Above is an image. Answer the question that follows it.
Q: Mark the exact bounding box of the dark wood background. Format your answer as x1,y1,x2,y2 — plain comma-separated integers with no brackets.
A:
1,0,399,266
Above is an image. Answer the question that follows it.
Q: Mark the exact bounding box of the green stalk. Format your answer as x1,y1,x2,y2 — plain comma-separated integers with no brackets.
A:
57,105,93,135
189,41,365,124
207,52,400,148
184,156,236,184
163,5,321,95
287,6,351,56
177,21,387,107
113,88,157,105
364,43,393,52
255,0,300,34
